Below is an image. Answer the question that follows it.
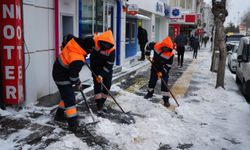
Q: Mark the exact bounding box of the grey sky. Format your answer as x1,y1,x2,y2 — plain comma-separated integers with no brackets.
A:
204,0,250,26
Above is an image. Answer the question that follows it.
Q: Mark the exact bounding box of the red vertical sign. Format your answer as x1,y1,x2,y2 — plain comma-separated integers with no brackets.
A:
170,24,180,50
0,0,25,104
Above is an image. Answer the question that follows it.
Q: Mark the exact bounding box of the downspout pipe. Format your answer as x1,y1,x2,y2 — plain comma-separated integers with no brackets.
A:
54,0,59,58
79,0,82,38
116,0,122,66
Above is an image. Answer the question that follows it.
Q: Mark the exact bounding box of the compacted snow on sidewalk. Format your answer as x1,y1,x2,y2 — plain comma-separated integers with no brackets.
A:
1,47,250,150
91,48,250,150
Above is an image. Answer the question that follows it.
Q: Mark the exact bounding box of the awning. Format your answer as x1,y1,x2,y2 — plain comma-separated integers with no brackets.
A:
126,13,151,20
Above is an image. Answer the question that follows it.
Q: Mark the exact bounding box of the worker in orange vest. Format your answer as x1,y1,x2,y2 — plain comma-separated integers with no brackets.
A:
90,30,115,114
144,36,174,107
52,34,95,131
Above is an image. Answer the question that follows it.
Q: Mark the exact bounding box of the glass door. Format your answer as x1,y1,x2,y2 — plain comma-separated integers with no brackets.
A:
104,2,114,31
125,19,138,58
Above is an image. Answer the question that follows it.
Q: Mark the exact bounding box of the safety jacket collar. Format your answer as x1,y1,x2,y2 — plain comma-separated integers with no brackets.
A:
58,38,87,69
65,38,87,55
155,36,174,50
94,30,115,51
154,48,174,59
153,36,174,59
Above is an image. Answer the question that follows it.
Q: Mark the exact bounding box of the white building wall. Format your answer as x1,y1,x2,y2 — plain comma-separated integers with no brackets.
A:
23,0,56,105
120,1,127,65
151,14,156,41
129,0,165,16
59,0,79,41
23,0,80,105
202,4,213,35
159,17,169,41
142,16,152,41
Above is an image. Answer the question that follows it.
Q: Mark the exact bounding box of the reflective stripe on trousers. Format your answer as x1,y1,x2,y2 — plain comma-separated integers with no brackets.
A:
65,106,77,118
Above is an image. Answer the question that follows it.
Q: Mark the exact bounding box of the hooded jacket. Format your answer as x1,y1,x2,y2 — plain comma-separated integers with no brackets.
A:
90,30,115,77
52,37,92,85
145,36,174,72
138,27,148,44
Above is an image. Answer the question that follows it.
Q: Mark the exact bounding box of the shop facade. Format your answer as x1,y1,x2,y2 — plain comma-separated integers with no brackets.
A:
0,0,171,106
0,0,126,105
122,0,170,65
168,0,203,40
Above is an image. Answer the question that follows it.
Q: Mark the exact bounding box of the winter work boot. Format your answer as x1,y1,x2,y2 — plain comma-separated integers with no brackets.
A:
54,108,66,122
96,98,104,110
67,117,79,132
163,96,170,107
96,98,106,115
101,98,108,113
144,90,154,99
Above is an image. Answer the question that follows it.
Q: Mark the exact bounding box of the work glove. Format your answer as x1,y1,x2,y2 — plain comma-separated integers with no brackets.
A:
96,75,103,83
157,72,162,79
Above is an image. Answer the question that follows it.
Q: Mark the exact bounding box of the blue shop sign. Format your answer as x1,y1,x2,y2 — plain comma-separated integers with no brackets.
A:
156,2,164,13
172,8,180,17
164,4,170,17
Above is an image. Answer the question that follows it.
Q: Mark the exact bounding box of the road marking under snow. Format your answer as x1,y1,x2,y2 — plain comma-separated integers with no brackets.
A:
170,60,200,104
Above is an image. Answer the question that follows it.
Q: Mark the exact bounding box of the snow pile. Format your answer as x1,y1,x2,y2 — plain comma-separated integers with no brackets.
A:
94,47,250,150
45,134,91,150
0,109,11,116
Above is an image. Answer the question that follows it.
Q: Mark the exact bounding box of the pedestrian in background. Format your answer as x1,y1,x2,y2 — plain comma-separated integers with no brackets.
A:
192,37,200,59
202,32,209,47
175,31,188,67
90,30,115,114
144,36,174,107
52,34,95,131
138,26,148,61
189,34,195,51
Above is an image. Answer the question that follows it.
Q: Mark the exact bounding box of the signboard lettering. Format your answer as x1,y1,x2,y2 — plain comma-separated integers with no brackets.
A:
0,0,25,104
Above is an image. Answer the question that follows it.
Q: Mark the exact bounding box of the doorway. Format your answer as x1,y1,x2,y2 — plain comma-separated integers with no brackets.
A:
125,18,138,58
62,15,74,39
104,2,114,31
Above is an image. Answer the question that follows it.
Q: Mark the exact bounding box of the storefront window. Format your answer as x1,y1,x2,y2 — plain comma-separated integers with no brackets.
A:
180,0,186,9
187,0,193,9
126,22,130,41
80,0,114,36
104,3,114,31
131,23,136,40
81,0,94,36
170,0,177,7
94,0,104,33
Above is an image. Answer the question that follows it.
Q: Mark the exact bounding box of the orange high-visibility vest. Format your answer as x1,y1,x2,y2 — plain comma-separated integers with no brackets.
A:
58,38,87,68
94,30,115,56
154,36,174,59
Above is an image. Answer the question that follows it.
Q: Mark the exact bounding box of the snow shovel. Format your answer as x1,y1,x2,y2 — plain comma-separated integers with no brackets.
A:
147,57,180,107
85,63,135,124
79,89,99,125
